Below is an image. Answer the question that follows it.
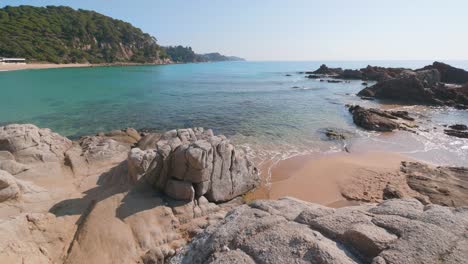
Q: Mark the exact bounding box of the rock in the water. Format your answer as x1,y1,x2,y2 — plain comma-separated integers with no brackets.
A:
419,61,468,84
319,128,350,141
359,65,406,81
138,128,258,202
356,64,468,108
341,69,363,79
306,74,320,79
401,161,468,207
312,64,343,76
348,105,401,132
170,197,468,264
0,124,72,163
444,124,468,138
448,124,467,131
444,129,468,138
357,70,441,103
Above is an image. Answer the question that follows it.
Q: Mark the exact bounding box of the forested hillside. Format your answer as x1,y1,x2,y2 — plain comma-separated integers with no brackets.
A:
0,5,168,63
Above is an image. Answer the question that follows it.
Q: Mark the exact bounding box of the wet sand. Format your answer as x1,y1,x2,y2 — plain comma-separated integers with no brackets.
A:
246,151,412,207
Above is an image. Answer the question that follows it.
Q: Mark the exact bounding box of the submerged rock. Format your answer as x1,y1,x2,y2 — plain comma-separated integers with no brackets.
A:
170,197,468,264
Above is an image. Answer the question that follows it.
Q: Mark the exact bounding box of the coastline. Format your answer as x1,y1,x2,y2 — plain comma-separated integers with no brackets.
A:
0,62,173,72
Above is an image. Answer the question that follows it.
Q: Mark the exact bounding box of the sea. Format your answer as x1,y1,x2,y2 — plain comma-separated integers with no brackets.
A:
1,61,467,166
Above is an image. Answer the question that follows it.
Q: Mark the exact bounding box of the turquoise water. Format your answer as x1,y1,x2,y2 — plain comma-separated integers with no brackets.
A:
1,61,467,165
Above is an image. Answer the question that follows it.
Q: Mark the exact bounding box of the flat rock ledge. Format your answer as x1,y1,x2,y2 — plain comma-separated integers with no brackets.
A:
129,128,259,202
170,197,468,264
348,105,416,132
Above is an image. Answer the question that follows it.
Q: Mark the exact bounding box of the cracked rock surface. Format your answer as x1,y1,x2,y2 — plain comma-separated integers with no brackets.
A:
131,128,259,202
170,197,468,264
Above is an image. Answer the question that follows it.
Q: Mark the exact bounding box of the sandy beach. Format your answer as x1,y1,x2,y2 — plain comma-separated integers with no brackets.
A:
0,63,94,71
0,62,174,72
246,151,416,207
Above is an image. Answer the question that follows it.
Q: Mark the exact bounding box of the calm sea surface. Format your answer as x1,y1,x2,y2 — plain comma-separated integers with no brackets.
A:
1,61,467,166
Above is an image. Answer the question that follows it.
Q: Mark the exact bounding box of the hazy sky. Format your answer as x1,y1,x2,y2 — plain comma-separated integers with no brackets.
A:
2,0,468,61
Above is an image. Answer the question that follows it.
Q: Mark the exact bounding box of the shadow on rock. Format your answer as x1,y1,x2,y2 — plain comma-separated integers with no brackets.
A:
115,178,192,220
48,161,132,219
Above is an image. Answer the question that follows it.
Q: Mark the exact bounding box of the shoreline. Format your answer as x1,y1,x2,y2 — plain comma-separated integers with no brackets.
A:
245,150,416,207
0,62,173,72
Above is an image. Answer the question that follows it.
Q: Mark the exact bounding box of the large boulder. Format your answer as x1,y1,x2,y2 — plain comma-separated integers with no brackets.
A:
0,124,72,163
357,70,441,104
135,128,259,202
348,105,415,132
170,197,468,264
419,61,468,84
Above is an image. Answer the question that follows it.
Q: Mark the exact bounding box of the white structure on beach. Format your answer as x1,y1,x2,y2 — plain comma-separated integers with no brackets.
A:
0,57,26,64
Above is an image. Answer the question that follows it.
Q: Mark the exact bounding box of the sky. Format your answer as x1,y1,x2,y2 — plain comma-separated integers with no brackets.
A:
2,0,468,61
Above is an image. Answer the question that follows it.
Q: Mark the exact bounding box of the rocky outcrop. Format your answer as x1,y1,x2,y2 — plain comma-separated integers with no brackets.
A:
340,160,468,207
357,69,443,103
401,161,468,207
0,124,72,164
0,124,252,264
418,61,468,84
359,66,406,81
130,128,259,202
170,197,468,264
357,65,468,109
308,65,406,81
444,124,468,138
312,64,343,76
341,69,363,79
348,105,415,132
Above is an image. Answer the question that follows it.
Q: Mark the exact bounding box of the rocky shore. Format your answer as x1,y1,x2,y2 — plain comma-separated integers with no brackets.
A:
0,124,257,263
0,123,467,263
305,61,468,109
